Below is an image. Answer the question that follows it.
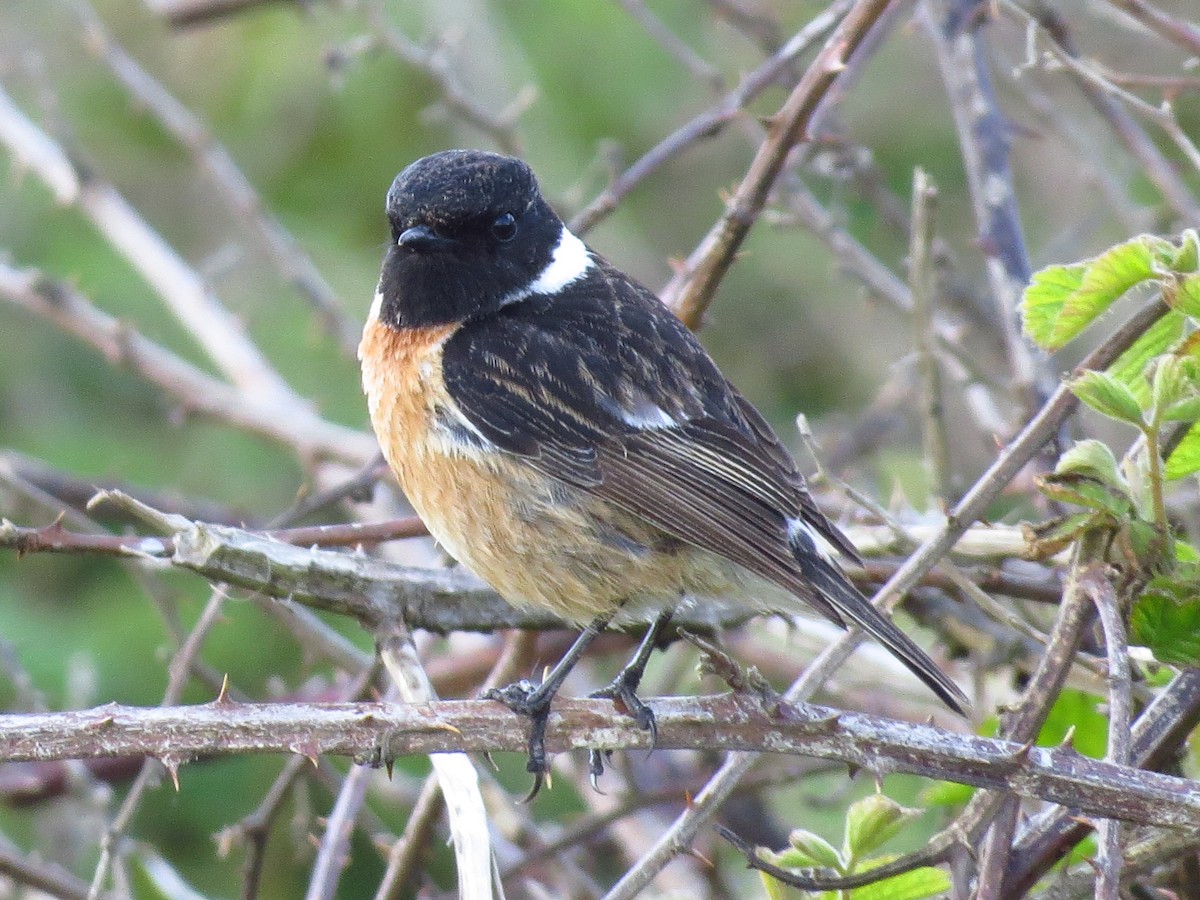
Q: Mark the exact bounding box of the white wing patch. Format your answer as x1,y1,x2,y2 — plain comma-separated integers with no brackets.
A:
787,517,841,563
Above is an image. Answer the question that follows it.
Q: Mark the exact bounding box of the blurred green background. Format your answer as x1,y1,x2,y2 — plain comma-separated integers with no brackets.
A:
0,0,1197,895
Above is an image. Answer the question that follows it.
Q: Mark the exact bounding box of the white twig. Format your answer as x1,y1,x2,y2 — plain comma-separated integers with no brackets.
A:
0,83,298,408
379,627,495,900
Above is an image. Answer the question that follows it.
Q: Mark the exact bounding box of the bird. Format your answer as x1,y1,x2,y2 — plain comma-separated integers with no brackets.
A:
359,149,966,794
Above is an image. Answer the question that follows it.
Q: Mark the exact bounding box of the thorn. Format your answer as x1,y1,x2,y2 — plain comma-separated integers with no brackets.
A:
291,741,321,768
430,720,462,736
215,673,232,704
690,847,715,869
1058,725,1077,751
846,762,861,780
1008,738,1036,764
483,751,500,772
160,755,182,791
385,758,394,780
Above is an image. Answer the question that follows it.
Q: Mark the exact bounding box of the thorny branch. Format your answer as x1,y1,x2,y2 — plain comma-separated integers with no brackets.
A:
4,695,1200,835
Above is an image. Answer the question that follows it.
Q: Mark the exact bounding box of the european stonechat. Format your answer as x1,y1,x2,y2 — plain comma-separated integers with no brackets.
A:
360,149,966,792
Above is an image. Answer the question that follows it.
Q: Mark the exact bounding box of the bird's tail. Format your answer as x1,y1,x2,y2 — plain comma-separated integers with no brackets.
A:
793,550,968,714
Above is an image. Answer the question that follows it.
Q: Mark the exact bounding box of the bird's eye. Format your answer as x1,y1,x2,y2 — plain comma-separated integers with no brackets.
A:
491,212,518,242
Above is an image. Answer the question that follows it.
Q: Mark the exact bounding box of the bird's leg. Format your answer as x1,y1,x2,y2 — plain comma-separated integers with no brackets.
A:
588,610,673,787
484,613,610,797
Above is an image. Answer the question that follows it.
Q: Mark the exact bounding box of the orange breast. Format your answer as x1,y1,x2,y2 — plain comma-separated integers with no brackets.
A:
359,317,730,624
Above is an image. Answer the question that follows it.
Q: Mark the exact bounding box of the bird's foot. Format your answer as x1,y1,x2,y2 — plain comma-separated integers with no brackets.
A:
483,678,556,801
586,669,658,788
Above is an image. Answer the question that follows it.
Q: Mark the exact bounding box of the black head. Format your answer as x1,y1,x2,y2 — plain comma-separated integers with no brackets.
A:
375,150,569,328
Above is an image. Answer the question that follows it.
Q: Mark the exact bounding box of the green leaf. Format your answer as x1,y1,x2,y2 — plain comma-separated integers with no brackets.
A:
848,857,952,900
1037,472,1133,517
1162,396,1200,422
1131,584,1200,666
1172,273,1200,318
1173,229,1200,273
843,794,922,859
1054,440,1126,492
1070,370,1145,425
758,869,804,900
1107,310,1185,404
1021,237,1159,350
1166,422,1200,479
783,829,843,871
1150,355,1200,416
1021,264,1086,349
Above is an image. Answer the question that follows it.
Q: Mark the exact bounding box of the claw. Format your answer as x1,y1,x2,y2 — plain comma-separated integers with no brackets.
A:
588,749,610,793
520,769,545,804
484,679,556,796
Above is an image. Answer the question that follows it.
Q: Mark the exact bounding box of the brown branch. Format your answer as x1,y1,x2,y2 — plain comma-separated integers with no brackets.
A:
1104,0,1200,55
660,0,897,328
3,696,1200,831
568,2,850,235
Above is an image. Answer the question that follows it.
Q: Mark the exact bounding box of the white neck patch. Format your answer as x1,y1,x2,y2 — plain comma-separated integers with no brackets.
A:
500,226,593,307
531,226,592,294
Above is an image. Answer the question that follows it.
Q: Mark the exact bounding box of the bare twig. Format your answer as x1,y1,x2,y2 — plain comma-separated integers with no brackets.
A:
376,630,533,899
0,838,99,900
378,625,494,900
88,588,229,898
569,2,850,235
0,263,374,464
305,755,373,900
908,167,953,501
1009,2,1200,191
613,0,724,89
74,0,360,356
0,84,298,408
922,0,1046,418
660,0,897,328
1104,0,1200,55
358,1,529,156
1084,566,1132,900
1004,667,1200,893
143,0,286,27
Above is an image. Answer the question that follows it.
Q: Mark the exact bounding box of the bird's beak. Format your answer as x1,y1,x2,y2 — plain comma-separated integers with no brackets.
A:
397,224,453,250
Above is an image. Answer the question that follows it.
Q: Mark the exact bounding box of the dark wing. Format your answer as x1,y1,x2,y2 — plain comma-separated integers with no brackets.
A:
442,260,967,713
442,261,854,597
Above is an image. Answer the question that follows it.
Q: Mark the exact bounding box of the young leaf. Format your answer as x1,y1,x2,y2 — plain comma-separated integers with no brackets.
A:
1162,396,1200,422
847,859,952,900
1054,440,1126,493
758,869,803,900
1021,236,1161,350
1107,310,1184,404
1021,264,1086,349
1037,472,1133,517
1170,273,1200,318
1165,422,1200,480
1070,370,1144,425
783,829,843,871
1150,355,1200,416
1131,584,1200,666
843,794,922,860
1173,229,1199,273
